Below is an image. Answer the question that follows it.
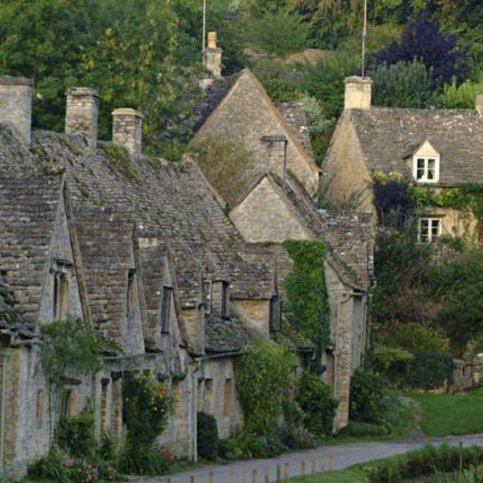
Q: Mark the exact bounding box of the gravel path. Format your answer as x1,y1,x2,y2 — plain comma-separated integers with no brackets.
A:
134,434,483,483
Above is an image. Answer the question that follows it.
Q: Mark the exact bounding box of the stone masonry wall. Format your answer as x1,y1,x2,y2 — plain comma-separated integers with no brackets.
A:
0,77,32,146
65,88,99,147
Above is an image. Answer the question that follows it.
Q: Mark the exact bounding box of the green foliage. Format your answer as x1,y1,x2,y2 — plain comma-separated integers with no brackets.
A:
407,351,454,390
40,317,103,411
27,448,72,482
431,250,483,346
197,411,219,461
370,60,433,108
295,372,338,437
220,431,286,459
433,79,483,109
379,321,449,354
55,410,97,459
235,339,295,434
338,421,390,437
367,445,483,483
283,240,329,354
349,368,390,424
244,10,309,57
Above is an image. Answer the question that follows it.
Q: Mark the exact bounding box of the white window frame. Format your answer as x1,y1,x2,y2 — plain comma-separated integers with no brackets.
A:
418,217,441,243
413,155,440,183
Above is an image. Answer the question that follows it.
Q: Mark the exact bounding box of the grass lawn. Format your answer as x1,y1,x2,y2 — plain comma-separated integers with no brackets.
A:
409,388,483,437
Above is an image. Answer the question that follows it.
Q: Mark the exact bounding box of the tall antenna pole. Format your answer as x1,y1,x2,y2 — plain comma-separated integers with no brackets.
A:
361,0,367,77
202,0,207,54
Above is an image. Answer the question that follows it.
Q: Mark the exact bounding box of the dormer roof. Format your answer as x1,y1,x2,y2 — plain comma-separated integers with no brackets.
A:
346,107,483,185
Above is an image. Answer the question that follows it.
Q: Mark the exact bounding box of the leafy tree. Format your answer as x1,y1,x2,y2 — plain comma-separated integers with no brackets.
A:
370,60,433,108
244,10,309,57
431,250,483,346
372,13,469,88
433,79,483,109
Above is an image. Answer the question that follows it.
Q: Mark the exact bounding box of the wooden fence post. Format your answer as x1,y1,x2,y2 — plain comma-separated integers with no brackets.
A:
300,460,306,479
276,464,281,482
252,468,258,483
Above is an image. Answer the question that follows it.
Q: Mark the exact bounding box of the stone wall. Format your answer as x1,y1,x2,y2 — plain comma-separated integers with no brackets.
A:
198,357,243,439
231,299,270,336
195,72,319,196
323,116,373,212
230,177,311,243
65,88,99,148
0,77,32,146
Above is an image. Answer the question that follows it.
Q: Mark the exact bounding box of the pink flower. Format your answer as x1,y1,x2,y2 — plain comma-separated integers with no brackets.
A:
65,458,74,468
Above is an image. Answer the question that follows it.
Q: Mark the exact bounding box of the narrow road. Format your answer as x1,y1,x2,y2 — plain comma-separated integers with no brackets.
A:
136,434,483,483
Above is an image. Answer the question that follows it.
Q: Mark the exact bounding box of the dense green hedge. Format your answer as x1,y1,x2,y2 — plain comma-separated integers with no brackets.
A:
406,352,454,390
197,411,219,461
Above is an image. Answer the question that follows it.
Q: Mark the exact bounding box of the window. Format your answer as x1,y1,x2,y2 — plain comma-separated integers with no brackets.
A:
35,389,44,424
62,389,76,418
413,156,439,183
269,295,281,333
53,272,69,319
223,378,232,418
418,218,441,243
221,281,229,318
161,285,173,334
203,379,213,412
126,268,136,316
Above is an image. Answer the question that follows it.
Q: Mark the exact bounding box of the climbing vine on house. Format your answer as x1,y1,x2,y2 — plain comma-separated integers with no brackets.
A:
283,240,330,355
40,317,103,415
235,339,295,434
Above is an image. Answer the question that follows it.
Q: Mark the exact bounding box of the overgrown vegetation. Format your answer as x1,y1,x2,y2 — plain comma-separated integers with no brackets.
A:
283,240,330,357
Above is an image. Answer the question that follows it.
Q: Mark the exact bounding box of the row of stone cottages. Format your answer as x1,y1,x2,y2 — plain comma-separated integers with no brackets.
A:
0,50,374,478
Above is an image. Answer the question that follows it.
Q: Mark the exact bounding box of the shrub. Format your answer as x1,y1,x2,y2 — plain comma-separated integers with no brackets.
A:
218,437,244,460
27,449,71,482
296,372,338,437
118,444,172,476
367,445,483,482
407,351,454,389
349,368,390,424
197,411,219,461
55,409,97,459
236,432,286,459
235,340,295,434
338,421,390,437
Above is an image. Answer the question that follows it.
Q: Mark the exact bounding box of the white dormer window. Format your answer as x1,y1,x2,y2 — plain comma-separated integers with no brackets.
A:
412,141,440,183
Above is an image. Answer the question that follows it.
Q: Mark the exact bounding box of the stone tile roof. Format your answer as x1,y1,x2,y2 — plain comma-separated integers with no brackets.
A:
74,205,134,343
230,260,275,300
0,175,63,324
270,173,374,288
348,108,483,185
205,315,252,353
278,103,314,159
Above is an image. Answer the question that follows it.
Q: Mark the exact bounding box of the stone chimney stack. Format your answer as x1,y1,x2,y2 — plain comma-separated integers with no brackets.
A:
476,93,483,116
0,76,32,145
112,108,144,158
65,87,99,148
344,76,372,110
203,31,222,79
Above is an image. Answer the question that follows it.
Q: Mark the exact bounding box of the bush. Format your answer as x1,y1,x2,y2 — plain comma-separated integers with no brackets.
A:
218,437,244,461
407,351,454,390
197,411,219,461
235,340,295,434
55,409,97,459
236,432,286,459
27,449,71,482
118,444,172,476
338,421,390,437
349,368,390,424
296,372,338,438
368,445,483,482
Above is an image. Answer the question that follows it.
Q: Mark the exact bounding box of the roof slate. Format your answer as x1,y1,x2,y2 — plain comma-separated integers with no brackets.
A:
0,175,63,324
348,108,483,185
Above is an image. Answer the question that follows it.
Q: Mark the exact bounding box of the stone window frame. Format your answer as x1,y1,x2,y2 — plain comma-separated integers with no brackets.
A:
269,295,282,334
412,154,440,183
160,284,173,335
51,258,73,320
126,268,137,317
418,217,442,243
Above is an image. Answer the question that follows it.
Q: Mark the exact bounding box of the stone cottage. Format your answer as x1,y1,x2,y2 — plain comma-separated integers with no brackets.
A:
191,34,375,429
323,76,483,243
0,75,282,474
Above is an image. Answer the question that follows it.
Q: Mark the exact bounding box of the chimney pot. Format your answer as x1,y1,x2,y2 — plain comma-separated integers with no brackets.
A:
112,108,144,158
476,93,483,116
65,87,99,148
207,31,217,49
344,76,372,110
0,76,33,145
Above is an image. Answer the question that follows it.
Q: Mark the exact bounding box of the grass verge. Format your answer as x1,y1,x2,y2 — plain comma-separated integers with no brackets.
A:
409,389,483,437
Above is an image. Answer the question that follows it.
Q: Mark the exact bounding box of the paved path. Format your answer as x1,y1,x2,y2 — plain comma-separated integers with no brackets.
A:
134,434,483,483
